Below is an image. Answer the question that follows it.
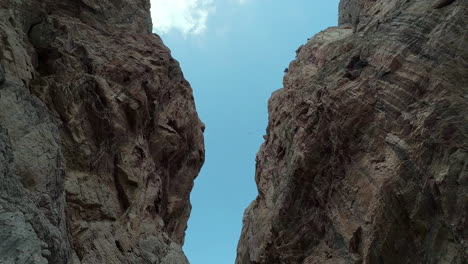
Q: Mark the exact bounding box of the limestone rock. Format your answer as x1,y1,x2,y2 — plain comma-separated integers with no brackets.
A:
0,0,204,263
237,0,468,263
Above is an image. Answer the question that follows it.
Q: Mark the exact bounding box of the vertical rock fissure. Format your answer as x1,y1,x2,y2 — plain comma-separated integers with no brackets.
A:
113,154,131,211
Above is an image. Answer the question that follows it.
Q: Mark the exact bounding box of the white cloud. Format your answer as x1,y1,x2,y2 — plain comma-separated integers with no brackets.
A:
150,0,215,36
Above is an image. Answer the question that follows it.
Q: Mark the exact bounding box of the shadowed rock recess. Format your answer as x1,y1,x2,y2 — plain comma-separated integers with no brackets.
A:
237,0,467,263
0,0,204,263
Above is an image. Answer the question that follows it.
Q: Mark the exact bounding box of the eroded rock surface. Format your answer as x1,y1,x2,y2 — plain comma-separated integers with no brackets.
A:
0,0,204,263
237,0,467,263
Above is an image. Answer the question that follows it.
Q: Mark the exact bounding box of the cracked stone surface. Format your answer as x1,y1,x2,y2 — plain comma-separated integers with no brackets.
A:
0,0,204,263
236,0,468,263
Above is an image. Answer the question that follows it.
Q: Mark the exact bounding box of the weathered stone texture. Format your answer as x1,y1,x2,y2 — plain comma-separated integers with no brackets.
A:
237,0,467,263
0,0,204,263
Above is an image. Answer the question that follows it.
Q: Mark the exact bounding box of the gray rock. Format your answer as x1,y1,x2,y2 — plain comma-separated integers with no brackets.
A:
0,77,70,264
237,0,468,263
0,0,204,263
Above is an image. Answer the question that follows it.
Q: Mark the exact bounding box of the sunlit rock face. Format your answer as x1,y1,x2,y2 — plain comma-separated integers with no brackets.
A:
0,0,204,263
236,0,467,263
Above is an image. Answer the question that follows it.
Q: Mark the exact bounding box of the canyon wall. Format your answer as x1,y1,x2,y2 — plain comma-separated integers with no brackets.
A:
0,0,204,263
237,0,467,263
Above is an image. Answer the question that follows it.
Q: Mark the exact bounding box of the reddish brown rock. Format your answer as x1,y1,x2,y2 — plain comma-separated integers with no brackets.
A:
237,0,467,263
0,0,204,263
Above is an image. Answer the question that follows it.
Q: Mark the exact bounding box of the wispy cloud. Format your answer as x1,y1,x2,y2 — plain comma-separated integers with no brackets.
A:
150,0,215,36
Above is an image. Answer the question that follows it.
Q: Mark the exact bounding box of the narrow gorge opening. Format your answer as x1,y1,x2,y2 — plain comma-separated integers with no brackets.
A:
150,1,340,263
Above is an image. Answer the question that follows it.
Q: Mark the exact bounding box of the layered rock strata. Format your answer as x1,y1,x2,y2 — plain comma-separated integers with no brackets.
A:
237,0,467,263
0,0,204,263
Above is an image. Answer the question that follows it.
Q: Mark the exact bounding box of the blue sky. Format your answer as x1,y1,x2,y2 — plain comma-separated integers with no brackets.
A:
150,1,339,263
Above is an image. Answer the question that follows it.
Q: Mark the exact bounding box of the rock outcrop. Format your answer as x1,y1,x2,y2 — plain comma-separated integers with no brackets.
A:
0,0,204,263
237,0,467,263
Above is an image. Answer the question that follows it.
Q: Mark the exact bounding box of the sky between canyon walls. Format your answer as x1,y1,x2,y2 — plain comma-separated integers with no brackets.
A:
151,1,340,263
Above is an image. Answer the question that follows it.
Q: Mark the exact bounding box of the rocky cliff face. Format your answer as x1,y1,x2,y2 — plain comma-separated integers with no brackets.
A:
0,1,204,263
237,0,467,263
